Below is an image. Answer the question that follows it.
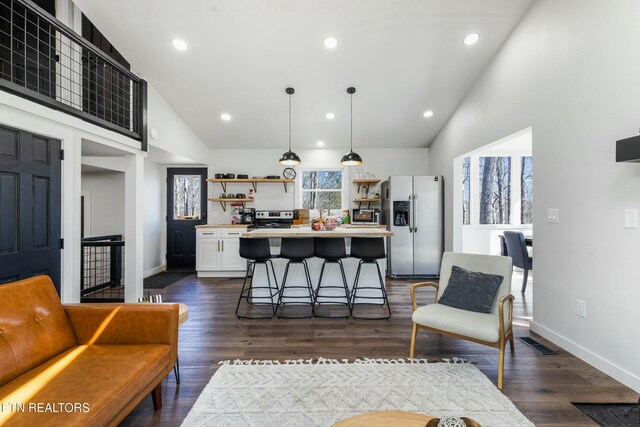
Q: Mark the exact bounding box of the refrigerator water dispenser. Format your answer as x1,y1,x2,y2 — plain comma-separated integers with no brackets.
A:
393,201,410,226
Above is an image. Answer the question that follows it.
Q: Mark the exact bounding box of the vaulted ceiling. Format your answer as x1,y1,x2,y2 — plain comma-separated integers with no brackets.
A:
74,0,532,149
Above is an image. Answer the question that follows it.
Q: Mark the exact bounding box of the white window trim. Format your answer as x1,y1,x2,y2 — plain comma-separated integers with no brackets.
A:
295,166,349,216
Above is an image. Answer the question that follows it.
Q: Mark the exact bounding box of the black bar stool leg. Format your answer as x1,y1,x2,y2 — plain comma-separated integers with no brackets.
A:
339,260,353,314
302,260,316,316
277,260,315,319
235,261,255,317
173,356,180,384
351,260,391,320
314,259,351,318
375,260,392,319
236,260,279,319
277,262,291,306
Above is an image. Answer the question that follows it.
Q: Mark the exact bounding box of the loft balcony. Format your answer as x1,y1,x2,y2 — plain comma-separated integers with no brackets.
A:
0,0,147,150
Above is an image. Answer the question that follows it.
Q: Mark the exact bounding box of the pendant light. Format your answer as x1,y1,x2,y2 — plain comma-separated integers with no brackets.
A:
279,87,301,165
340,87,363,166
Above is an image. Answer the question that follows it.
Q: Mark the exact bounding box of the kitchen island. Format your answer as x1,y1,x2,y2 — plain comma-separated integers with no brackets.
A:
241,226,393,305
241,226,392,238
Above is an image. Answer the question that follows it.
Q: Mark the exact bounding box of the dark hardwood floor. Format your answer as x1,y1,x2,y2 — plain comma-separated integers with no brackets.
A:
122,271,637,426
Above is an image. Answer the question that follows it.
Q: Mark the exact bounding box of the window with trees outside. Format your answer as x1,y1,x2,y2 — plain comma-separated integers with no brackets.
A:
299,169,345,212
462,157,471,225
479,157,511,224
521,156,533,224
173,175,201,219
462,155,532,225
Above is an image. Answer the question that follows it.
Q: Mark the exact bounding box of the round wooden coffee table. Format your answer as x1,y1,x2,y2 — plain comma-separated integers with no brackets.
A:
332,411,433,427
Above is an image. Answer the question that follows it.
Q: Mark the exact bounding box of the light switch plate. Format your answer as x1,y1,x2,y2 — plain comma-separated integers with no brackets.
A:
576,299,586,318
625,209,638,229
547,208,559,223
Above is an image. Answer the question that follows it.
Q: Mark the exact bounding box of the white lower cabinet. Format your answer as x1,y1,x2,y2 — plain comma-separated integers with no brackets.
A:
220,238,245,270
196,228,247,277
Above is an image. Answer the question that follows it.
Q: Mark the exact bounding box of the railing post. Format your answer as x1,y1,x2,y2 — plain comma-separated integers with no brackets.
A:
140,79,148,152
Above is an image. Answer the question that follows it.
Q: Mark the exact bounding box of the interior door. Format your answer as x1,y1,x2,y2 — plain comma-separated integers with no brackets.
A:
166,168,207,269
0,125,62,292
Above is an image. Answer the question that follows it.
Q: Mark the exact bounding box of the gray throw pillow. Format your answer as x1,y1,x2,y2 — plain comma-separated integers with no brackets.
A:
438,265,503,313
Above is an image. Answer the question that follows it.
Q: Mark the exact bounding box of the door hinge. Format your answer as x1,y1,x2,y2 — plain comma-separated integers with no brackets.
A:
60,149,64,160
60,238,64,249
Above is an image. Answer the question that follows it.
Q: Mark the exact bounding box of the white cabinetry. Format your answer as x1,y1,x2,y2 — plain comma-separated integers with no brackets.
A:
196,228,247,277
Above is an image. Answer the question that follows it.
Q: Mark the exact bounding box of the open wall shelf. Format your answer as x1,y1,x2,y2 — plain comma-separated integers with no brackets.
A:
353,179,381,193
207,198,253,212
207,178,294,193
353,198,381,208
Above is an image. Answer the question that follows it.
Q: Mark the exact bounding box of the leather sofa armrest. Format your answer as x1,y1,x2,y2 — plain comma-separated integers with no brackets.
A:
63,303,179,348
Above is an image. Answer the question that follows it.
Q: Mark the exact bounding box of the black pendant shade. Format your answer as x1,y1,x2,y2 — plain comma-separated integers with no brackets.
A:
340,151,363,166
341,86,363,166
279,87,301,165
279,150,301,165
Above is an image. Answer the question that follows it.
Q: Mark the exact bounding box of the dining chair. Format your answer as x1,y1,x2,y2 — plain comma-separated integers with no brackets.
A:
409,252,514,390
503,231,533,293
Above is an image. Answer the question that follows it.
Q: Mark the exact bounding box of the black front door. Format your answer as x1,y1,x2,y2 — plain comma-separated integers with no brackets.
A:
166,168,207,269
0,125,61,292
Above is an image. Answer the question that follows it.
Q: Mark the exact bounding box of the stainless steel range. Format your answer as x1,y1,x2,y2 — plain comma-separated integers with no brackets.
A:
249,210,294,229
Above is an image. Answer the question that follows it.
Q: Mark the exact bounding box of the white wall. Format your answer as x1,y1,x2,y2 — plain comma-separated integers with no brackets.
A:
143,160,165,277
81,172,125,237
147,84,210,164
207,148,429,223
428,0,640,391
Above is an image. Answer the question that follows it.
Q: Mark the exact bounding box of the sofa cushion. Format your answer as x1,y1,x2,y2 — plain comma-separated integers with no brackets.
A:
0,344,171,426
437,265,503,313
0,277,77,387
412,303,503,343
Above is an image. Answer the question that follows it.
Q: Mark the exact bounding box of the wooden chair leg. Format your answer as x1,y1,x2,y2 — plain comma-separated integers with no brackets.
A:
409,323,418,358
151,382,162,411
509,333,515,352
498,338,506,390
521,269,529,293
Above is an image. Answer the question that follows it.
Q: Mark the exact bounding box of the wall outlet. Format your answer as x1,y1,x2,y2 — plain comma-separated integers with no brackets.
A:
576,299,586,318
625,209,638,229
547,208,559,223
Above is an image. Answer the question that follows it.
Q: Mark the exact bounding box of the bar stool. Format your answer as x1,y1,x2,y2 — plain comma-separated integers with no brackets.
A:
313,237,351,318
350,237,392,320
277,238,316,318
235,238,279,319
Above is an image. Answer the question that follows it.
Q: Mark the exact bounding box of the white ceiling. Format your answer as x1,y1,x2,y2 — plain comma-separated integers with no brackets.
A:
74,0,532,150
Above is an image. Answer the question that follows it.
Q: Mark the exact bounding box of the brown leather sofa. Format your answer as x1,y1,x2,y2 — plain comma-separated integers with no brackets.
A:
0,276,178,426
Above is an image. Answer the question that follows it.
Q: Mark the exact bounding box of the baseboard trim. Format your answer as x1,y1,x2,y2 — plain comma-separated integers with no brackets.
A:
144,266,163,278
197,271,246,278
530,320,640,393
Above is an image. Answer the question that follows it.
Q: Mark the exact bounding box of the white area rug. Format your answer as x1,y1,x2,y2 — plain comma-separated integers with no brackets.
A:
181,359,534,427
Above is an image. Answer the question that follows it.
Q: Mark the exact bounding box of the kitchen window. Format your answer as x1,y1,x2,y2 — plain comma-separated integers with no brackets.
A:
297,168,348,214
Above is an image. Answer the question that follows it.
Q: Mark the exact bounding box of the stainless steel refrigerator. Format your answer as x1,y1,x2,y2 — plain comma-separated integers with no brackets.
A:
381,176,443,278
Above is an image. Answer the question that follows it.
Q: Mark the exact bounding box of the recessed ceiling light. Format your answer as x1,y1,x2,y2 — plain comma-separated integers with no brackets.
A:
423,110,434,118
325,112,335,120
172,38,189,51
323,36,338,49
463,33,480,46
220,113,231,121
316,141,325,147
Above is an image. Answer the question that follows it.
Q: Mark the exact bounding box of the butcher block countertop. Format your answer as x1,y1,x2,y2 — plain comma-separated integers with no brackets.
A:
195,224,249,229
242,226,392,238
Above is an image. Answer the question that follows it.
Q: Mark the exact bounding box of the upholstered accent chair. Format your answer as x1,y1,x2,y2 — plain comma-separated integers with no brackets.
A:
409,252,515,389
503,231,533,293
